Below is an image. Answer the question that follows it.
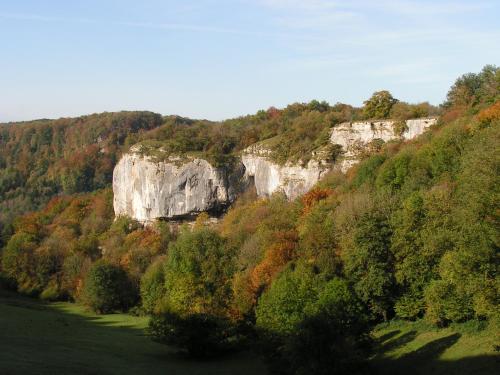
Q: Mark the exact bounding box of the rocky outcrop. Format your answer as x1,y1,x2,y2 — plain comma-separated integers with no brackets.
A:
330,118,437,172
113,149,246,223
113,118,437,222
240,118,436,199
241,146,329,200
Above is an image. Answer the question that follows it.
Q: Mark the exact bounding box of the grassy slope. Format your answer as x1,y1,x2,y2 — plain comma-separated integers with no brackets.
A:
0,291,267,375
1,290,498,375
371,319,500,375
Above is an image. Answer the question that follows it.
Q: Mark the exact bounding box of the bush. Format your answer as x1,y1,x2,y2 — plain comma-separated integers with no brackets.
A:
1,232,40,294
81,261,136,313
351,154,386,188
140,258,166,314
281,311,371,375
424,280,474,325
40,282,61,301
376,150,413,191
394,294,425,320
149,312,240,358
256,269,371,374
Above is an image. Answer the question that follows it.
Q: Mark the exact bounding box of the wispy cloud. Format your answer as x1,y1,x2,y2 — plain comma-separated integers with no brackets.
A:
256,0,494,33
0,12,289,38
0,11,341,44
365,58,445,77
258,0,340,11
370,0,494,16
258,0,492,14
0,12,95,24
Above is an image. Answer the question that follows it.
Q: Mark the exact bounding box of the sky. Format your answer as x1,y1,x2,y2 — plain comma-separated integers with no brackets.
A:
1,0,499,122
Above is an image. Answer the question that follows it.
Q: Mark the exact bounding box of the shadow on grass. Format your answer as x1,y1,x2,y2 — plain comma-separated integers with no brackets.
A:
371,331,499,375
0,290,267,375
377,329,401,343
376,330,418,354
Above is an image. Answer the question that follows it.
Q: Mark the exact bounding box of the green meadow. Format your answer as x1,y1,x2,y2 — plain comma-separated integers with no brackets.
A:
371,319,499,375
1,290,498,375
0,291,267,375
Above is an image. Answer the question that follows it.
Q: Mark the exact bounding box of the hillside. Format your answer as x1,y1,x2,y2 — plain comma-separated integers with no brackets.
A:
0,65,498,375
0,111,164,246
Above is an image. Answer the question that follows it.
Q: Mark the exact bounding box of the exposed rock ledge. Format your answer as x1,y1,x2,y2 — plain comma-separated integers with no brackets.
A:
241,144,329,200
330,117,437,172
113,150,245,222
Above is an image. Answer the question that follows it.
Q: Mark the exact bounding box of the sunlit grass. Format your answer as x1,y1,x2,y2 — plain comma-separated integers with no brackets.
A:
371,319,500,374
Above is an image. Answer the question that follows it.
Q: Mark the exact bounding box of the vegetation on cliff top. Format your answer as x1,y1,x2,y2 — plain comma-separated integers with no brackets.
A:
134,97,439,167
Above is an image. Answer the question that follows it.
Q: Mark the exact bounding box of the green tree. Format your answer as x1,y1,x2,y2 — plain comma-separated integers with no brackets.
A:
81,261,136,313
342,209,395,320
1,232,39,293
445,65,499,109
162,227,234,316
149,228,237,358
425,125,499,324
256,265,371,375
140,258,166,314
256,265,320,334
362,90,398,119
149,313,237,358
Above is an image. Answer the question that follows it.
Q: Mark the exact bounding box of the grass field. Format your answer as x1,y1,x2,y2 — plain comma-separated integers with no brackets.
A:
0,290,267,375
1,290,498,375
371,319,500,375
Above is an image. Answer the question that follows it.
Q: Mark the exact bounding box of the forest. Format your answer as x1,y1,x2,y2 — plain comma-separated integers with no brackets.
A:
0,65,498,374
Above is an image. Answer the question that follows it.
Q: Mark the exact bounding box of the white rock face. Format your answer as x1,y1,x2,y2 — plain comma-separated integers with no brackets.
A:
113,151,244,222
241,145,329,200
113,117,437,221
330,118,436,172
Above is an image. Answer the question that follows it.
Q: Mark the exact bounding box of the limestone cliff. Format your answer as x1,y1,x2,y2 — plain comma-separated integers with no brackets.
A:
241,145,329,200
330,118,437,171
113,117,436,221
113,148,245,222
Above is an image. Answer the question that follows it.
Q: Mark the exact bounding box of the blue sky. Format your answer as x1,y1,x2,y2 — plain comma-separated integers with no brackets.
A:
1,0,499,122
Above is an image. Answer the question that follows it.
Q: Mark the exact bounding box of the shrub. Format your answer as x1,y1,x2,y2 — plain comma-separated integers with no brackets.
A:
1,232,40,293
351,154,386,188
140,258,166,314
81,261,136,313
424,280,474,325
61,253,91,299
149,312,239,358
40,282,61,301
376,150,413,191
394,294,426,320
256,268,371,375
